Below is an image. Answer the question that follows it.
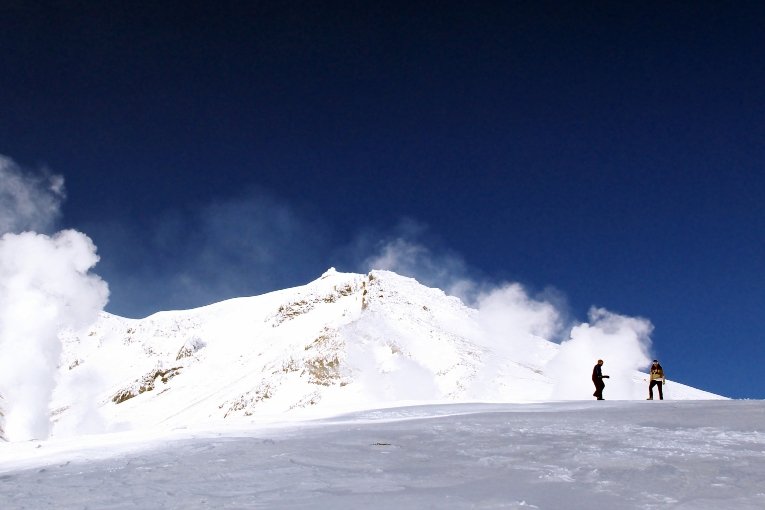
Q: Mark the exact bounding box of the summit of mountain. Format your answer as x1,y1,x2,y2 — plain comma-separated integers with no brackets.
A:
51,269,721,434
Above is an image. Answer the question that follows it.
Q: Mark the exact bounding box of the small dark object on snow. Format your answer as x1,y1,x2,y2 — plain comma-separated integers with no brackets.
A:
592,359,610,400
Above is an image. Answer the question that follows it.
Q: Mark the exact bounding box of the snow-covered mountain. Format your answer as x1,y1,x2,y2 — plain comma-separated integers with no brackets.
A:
49,269,720,435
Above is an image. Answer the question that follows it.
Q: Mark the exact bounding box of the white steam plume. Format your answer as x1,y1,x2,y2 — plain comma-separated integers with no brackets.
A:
0,230,109,440
364,233,656,400
546,308,653,400
364,233,477,301
84,189,330,318
0,156,65,235
364,234,565,349
51,364,108,437
474,283,564,352
0,155,108,441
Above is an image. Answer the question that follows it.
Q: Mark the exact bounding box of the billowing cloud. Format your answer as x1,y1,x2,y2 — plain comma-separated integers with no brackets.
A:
360,222,565,339
0,155,65,235
0,155,108,441
84,189,333,318
51,363,109,437
546,308,654,400
360,219,479,301
0,230,109,441
474,283,565,353
361,225,655,400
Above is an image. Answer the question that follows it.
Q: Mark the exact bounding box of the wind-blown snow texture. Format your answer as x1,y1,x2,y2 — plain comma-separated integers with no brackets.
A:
1,401,764,509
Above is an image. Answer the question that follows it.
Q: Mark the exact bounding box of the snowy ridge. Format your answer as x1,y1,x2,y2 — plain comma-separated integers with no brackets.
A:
52,269,721,434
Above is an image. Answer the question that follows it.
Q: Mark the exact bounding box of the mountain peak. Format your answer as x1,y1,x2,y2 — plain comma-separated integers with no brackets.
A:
48,269,721,436
320,267,338,278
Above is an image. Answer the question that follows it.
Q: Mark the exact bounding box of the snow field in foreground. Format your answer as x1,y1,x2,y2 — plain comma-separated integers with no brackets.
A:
1,400,764,509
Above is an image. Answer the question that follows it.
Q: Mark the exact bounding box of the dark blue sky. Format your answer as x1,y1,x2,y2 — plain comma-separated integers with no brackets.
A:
2,2,763,398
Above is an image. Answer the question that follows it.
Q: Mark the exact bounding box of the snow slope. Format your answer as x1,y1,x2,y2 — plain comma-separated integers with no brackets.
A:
1,401,763,509
44,269,719,436
0,270,752,508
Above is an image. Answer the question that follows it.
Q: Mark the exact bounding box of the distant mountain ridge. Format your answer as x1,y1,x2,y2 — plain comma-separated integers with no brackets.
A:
51,269,721,434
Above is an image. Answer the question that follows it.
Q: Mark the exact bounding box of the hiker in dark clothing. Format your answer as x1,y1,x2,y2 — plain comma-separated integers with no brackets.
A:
647,360,665,400
592,359,610,400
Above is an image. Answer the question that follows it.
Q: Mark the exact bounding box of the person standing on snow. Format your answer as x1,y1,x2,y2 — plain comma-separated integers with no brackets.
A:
647,360,665,400
592,359,609,400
